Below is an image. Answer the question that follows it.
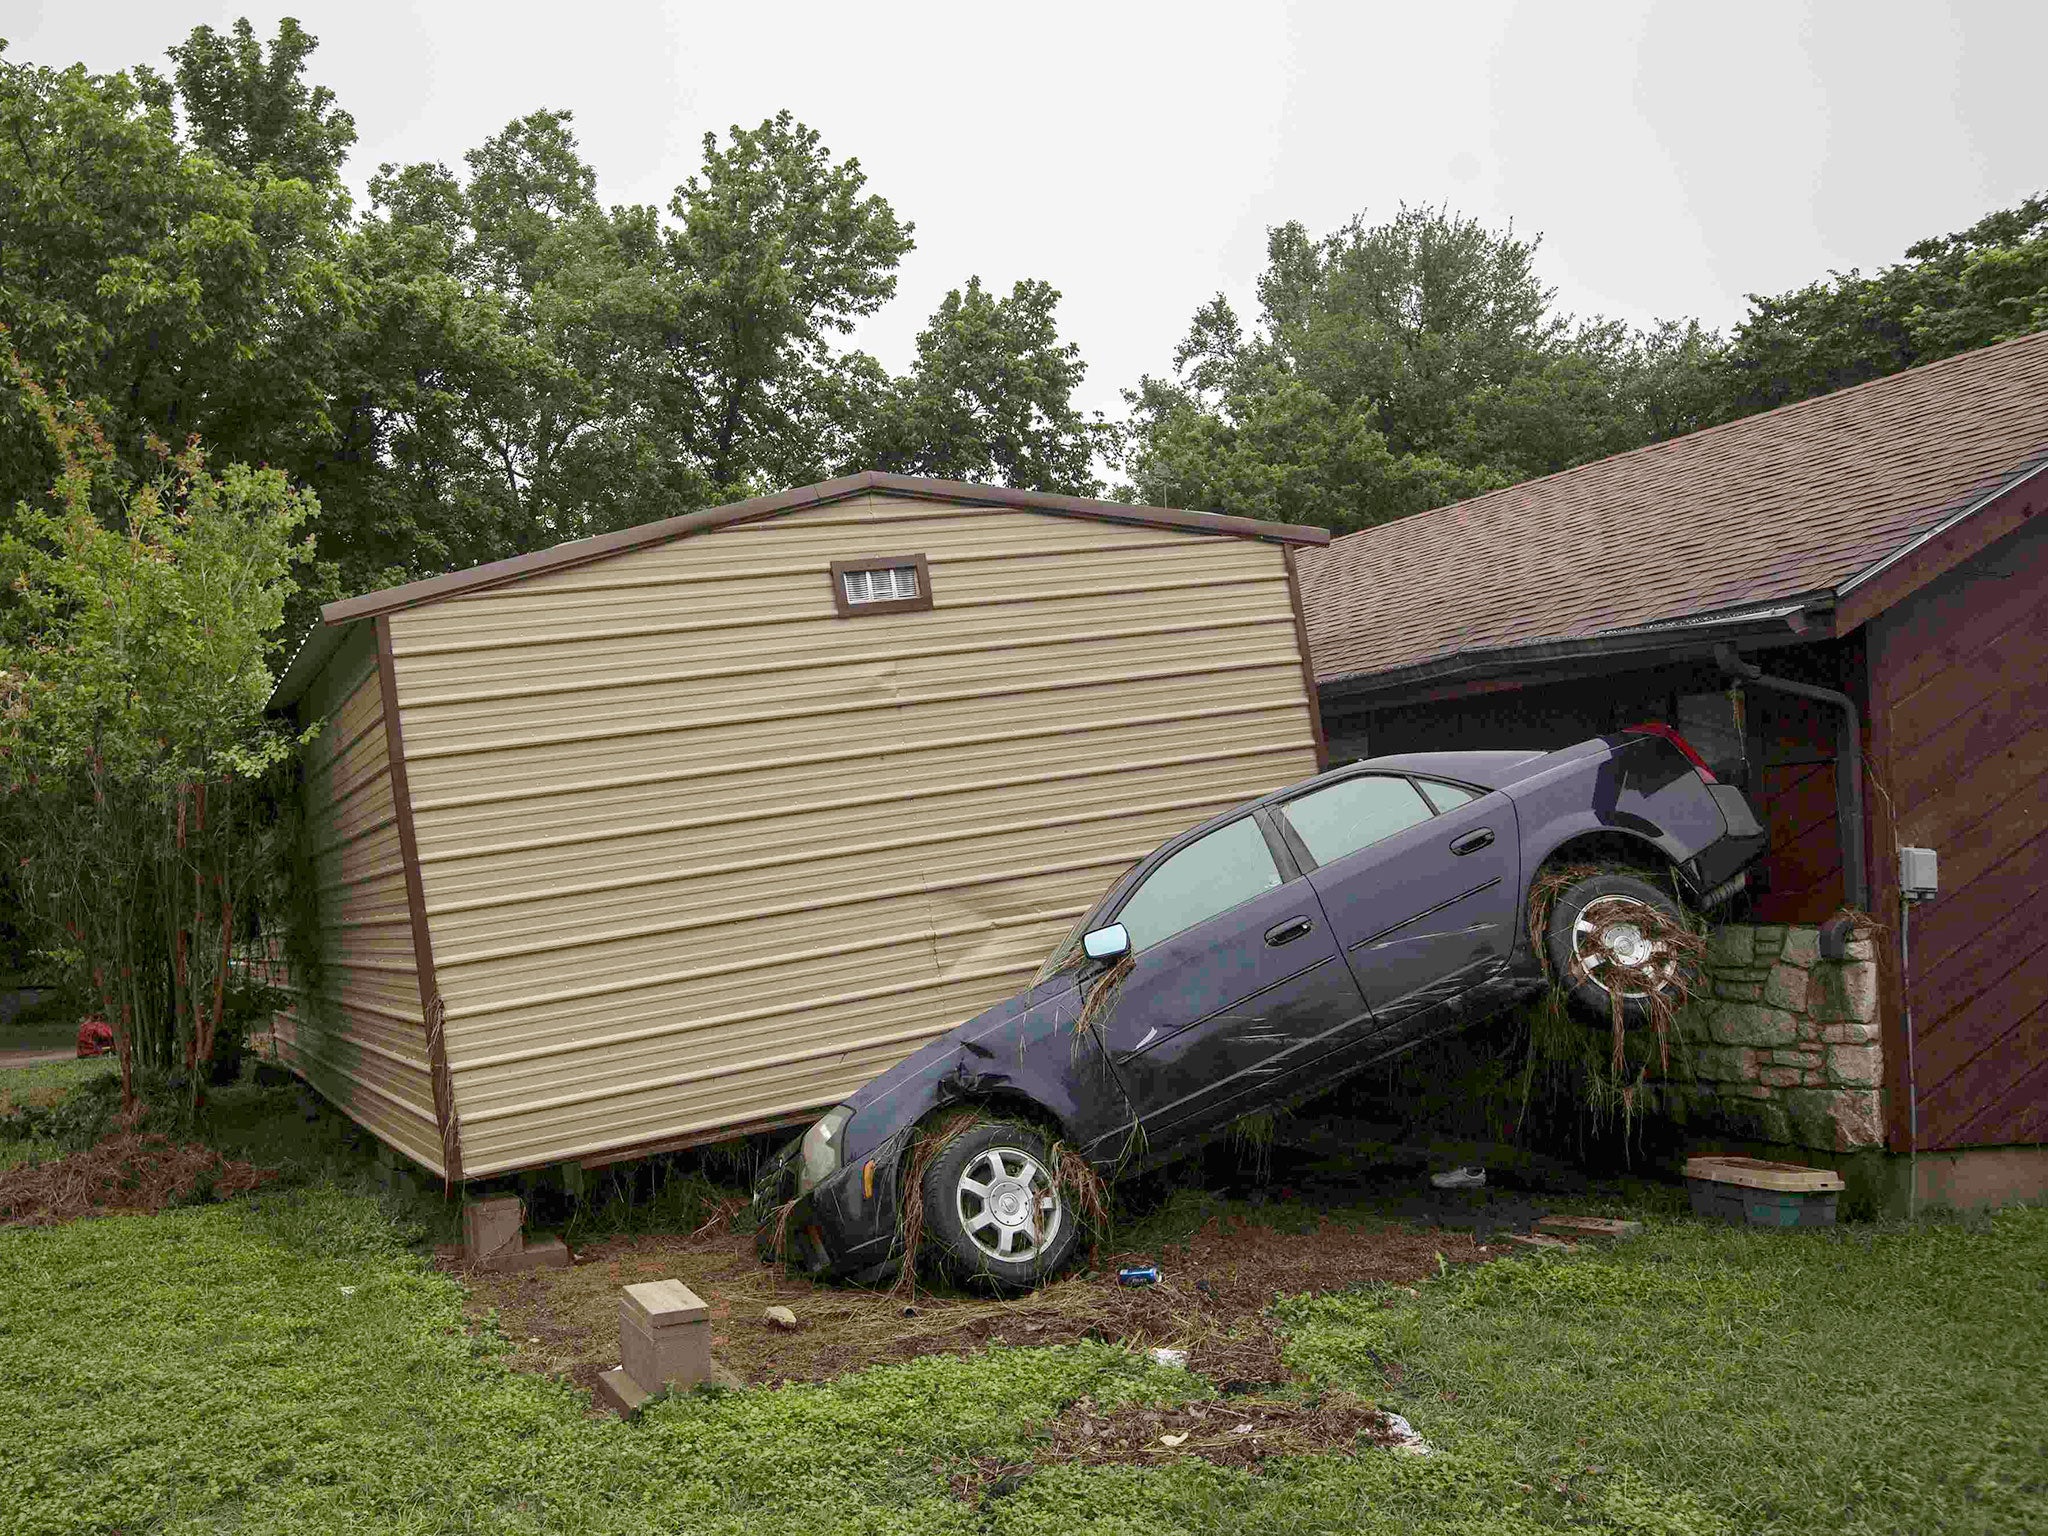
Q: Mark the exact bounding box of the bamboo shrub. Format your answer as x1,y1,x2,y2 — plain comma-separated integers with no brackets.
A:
0,349,314,1111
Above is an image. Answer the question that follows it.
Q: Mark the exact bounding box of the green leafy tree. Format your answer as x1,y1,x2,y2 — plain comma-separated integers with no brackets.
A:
0,352,312,1108
0,29,351,554
859,276,1104,493
651,110,915,494
1120,206,1702,531
1720,193,2048,412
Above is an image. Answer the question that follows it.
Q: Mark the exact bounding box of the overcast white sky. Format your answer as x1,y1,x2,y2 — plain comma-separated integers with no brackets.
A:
9,2,2044,419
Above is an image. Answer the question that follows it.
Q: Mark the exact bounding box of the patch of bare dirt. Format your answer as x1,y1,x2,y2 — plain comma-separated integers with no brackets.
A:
445,1203,1501,1404
0,1132,278,1226
948,1391,1403,1502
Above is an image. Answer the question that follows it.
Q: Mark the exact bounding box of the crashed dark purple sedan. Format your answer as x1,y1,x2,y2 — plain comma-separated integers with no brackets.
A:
755,726,1766,1291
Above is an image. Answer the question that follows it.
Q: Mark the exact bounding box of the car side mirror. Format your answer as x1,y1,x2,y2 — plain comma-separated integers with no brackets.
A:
1082,923,1130,962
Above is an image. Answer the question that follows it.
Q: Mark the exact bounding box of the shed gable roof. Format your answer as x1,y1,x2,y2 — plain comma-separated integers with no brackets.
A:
1297,330,2048,694
323,471,1329,626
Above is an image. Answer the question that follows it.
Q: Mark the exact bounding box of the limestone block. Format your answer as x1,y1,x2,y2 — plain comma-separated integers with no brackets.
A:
1712,1004,1799,1047
1688,1044,1749,1081
1715,978,1766,1003
487,1235,571,1273
1717,1082,1772,1101
1830,1090,1885,1150
1750,925,1786,957
1763,964,1810,1014
462,1196,524,1264
1822,1021,1879,1046
1768,1049,1807,1066
1706,925,1754,967
1843,962,1879,1023
1780,927,1821,969
1826,1045,1882,1087
1801,1070,1828,1086
1787,1088,1884,1151
1846,938,1875,962
1760,1065,1803,1088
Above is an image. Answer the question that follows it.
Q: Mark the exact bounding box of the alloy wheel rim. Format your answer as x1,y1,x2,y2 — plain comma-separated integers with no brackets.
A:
1571,894,1679,1002
956,1145,1061,1262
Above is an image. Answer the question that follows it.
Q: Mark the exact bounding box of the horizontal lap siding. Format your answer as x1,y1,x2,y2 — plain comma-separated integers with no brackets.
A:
1870,516,2048,1150
389,496,1319,1175
274,641,444,1174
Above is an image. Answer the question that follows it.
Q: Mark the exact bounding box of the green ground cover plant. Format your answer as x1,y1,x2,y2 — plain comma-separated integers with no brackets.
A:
4,1059,2041,1536
3,1150,2041,1534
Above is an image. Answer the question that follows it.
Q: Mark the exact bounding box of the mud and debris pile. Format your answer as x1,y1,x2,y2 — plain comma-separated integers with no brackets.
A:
0,1133,277,1227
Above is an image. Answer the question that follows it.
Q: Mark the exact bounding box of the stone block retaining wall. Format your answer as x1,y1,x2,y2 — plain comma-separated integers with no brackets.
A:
1667,924,1885,1152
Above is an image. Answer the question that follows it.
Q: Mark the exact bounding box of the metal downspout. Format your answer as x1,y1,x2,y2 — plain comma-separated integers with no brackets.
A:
1714,643,1868,912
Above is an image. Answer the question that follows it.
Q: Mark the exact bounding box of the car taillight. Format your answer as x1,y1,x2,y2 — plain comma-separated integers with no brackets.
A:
1623,721,1718,783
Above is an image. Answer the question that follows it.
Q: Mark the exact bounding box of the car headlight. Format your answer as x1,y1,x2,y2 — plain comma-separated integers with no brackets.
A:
797,1105,854,1194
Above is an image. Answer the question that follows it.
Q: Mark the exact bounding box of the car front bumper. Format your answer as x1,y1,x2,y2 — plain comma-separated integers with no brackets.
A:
753,1137,904,1279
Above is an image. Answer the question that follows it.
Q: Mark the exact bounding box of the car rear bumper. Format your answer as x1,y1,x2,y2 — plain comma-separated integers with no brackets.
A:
1685,784,1769,899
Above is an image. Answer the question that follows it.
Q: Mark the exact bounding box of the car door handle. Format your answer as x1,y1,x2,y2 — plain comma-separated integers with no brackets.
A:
1265,916,1315,946
1449,828,1495,856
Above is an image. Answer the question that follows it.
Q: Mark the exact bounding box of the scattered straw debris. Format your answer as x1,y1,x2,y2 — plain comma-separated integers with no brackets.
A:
451,1203,1497,1403
0,1133,276,1227
948,1391,1403,1502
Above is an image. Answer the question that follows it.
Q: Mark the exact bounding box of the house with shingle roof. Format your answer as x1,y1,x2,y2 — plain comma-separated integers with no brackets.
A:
1297,331,2048,1207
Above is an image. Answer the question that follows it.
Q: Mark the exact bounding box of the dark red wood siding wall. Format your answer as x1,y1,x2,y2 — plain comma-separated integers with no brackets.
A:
1867,515,2048,1151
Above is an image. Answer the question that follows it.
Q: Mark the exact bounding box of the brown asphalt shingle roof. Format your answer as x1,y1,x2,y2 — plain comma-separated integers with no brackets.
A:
1296,330,2048,689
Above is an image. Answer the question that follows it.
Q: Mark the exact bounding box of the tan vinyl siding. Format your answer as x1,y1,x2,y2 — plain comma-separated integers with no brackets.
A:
274,628,444,1174
387,494,1321,1175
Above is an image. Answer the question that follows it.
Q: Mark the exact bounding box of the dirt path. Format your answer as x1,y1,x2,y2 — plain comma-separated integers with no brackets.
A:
0,1049,76,1069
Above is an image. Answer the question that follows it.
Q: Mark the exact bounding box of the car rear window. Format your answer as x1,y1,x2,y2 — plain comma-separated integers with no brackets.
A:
1281,775,1435,865
1114,817,1281,951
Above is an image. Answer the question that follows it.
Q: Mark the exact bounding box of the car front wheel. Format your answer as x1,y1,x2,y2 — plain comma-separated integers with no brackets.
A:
919,1119,1081,1293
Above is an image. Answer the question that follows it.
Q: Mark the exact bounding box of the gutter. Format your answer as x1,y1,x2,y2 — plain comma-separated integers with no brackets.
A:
1316,597,1828,708
1715,642,1868,912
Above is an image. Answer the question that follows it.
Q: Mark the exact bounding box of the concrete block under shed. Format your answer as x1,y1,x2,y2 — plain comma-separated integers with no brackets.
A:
620,1280,711,1394
461,1195,571,1272
1534,1215,1642,1241
596,1279,724,1416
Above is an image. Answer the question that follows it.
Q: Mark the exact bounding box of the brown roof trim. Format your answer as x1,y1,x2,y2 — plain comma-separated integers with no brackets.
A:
377,617,463,1189
321,472,1330,626
1282,547,1330,771
1831,458,2048,634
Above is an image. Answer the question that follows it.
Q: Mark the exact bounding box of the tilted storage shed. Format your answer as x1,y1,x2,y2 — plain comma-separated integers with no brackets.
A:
270,473,1330,1182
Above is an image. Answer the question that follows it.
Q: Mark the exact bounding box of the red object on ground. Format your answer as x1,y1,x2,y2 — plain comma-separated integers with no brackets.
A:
75,1017,114,1058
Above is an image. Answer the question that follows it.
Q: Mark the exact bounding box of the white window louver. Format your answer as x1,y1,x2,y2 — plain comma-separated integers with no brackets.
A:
842,565,919,604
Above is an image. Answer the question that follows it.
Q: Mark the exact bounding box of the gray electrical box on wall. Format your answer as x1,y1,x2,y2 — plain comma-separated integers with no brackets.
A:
1899,847,1939,902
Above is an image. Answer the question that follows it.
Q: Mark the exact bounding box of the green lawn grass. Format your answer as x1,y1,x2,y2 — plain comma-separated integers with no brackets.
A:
3,1167,2041,1535
0,1056,114,1114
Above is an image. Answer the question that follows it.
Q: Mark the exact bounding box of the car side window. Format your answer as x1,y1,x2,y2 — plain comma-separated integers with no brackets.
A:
1114,817,1282,951
1281,774,1435,866
1415,778,1479,812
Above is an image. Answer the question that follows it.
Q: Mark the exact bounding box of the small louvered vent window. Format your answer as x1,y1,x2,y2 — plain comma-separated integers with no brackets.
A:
829,555,933,617
842,565,919,605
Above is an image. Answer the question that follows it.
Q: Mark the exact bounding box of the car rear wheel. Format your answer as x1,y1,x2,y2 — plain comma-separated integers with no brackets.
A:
919,1119,1081,1293
1543,870,1689,1025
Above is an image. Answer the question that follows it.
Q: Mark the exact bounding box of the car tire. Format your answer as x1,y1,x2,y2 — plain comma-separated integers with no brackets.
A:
918,1119,1082,1294
1543,869,1690,1025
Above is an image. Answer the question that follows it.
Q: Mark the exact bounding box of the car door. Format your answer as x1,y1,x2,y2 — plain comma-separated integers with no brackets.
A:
1082,813,1369,1155
1276,773,1522,1037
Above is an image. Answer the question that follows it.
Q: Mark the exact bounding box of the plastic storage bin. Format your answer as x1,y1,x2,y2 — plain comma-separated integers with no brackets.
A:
1684,1156,1843,1227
